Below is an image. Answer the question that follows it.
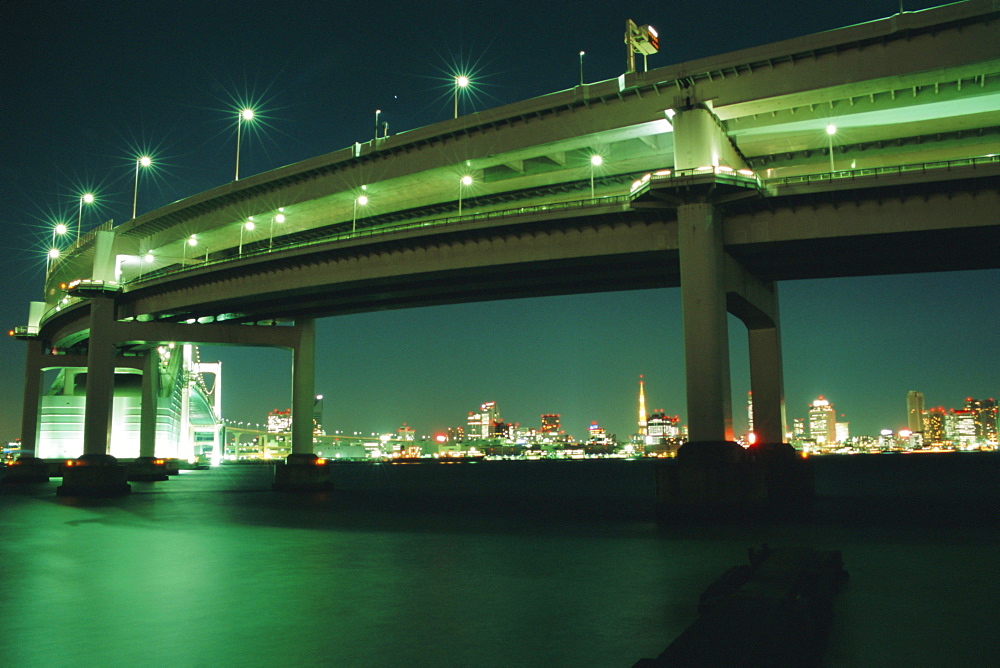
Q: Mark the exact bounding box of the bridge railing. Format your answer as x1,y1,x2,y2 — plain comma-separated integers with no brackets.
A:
765,154,1000,187
126,194,634,287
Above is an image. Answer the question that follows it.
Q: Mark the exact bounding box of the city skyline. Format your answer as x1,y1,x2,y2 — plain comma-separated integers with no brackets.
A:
2,0,997,443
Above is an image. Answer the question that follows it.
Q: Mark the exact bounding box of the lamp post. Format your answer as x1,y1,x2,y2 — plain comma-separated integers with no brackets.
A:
458,175,473,216
374,109,381,141
239,220,255,256
589,154,603,199
76,193,94,243
826,124,837,173
269,211,285,250
352,194,368,233
454,75,469,119
579,51,585,86
235,108,254,181
133,155,152,219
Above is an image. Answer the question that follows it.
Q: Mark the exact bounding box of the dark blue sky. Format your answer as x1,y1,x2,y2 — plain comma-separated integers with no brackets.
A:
2,0,995,441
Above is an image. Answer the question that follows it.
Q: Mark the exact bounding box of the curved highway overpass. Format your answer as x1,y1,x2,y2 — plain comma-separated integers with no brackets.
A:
14,1,1000,486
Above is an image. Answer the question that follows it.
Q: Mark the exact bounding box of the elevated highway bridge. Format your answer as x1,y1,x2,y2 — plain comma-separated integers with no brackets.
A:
14,1,1000,495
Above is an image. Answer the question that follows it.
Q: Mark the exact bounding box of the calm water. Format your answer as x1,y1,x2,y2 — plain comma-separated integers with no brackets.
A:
2,456,997,667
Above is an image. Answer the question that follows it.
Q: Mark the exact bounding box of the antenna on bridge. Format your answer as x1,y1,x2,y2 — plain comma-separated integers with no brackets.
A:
625,19,659,74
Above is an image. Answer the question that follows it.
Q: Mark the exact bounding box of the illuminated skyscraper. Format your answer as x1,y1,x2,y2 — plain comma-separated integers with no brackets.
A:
541,414,561,434
468,401,500,439
924,407,946,444
808,397,837,446
647,411,681,443
638,375,648,436
965,398,998,445
906,391,925,434
267,409,292,433
746,391,754,436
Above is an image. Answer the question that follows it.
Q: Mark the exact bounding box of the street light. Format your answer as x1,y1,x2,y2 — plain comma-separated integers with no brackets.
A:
52,222,68,250
139,251,154,278
826,124,837,173
235,108,255,181
76,192,95,243
133,155,152,219
374,109,381,141
182,235,197,266
458,175,473,216
579,51,585,86
46,247,60,273
269,210,285,250
589,154,603,199
352,194,368,233
454,75,470,119
239,220,255,256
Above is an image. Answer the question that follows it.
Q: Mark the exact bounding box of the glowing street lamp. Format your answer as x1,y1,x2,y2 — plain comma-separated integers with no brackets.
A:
76,192,95,243
46,247,60,273
589,154,603,199
374,109,381,142
269,210,285,250
579,51,585,86
458,175,473,216
52,222,68,250
139,251,154,278
454,75,470,119
352,194,368,233
826,124,837,173
238,219,255,256
133,155,152,219
182,235,197,266
235,108,255,181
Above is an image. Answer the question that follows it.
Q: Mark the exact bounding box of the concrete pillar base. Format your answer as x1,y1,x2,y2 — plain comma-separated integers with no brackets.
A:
655,441,813,521
748,442,814,506
127,456,170,482
57,454,131,497
272,453,332,492
1,456,51,484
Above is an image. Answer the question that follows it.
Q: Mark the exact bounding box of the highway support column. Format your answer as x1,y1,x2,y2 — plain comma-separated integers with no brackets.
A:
3,340,51,484
58,294,130,496
273,318,331,491
128,348,168,482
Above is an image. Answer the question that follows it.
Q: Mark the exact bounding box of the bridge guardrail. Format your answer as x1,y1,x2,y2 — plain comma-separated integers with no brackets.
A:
124,194,635,287
764,154,1000,187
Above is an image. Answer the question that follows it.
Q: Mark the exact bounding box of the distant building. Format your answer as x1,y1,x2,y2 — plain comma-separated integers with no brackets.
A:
924,408,947,444
808,397,837,446
646,411,681,444
267,409,292,433
835,421,850,444
792,418,806,441
747,391,754,437
965,398,998,445
468,401,501,439
541,414,561,434
906,391,925,434
946,409,977,446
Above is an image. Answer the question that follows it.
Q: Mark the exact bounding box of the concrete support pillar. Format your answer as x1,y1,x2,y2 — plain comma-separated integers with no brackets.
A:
274,317,331,491
82,296,116,457
19,340,45,457
128,348,168,482
748,326,786,445
61,295,130,496
677,202,733,443
291,318,316,456
139,349,158,458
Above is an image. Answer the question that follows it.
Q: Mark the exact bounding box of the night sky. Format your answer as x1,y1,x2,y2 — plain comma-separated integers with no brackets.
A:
2,0,996,442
